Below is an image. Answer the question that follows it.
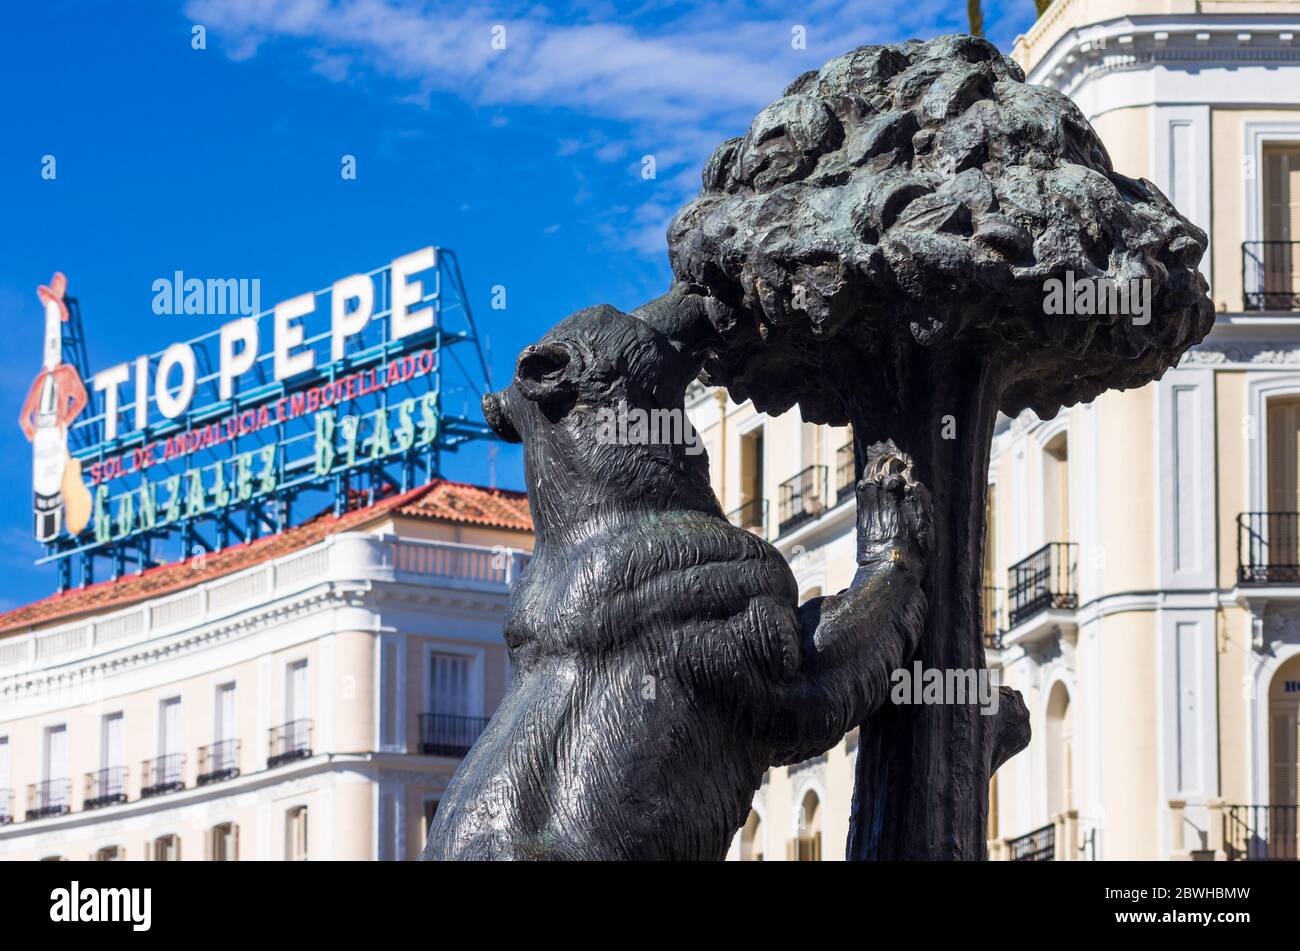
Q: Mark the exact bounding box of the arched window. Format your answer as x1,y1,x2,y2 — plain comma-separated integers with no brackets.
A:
795,790,822,861
739,809,764,861
93,845,124,861
152,834,180,861
1269,656,1300,807
1045,682,1073,821
208,822,238,861
286,806,308,861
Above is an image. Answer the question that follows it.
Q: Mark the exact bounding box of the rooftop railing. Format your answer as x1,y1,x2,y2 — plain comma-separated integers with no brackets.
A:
197,739,241,786
419,713,489,758
140,754,185,798
1007,542,1078,628
778,465,829,536
726,498,767,536
268,720,313,769
25,779,71,821
1224,804,1298,861
1008,822,1055,861
83,766,128,810
1237,512,1300,584
1243,241,1300,311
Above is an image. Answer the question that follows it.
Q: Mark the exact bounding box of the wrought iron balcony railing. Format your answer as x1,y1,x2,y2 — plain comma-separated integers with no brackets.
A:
983,585,1005,650
0,788,13,825
26,778,71,820
777,465,828,536
1224,804,1298,861
726,498,767,535
1243,241,1300,311
1007,542,1078,628
83,767,128,810
419,713,489,757
197,739,241,786
1008,822,1055,861
1237,512,1300,584
835,443,855,505
141,754,185,798
268,720,313,768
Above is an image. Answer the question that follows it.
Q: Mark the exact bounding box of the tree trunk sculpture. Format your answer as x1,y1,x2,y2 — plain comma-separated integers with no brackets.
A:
666,35,1214,859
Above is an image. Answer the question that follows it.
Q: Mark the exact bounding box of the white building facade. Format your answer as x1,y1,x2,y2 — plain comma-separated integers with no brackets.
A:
707,0,1300,861
0,480,531,861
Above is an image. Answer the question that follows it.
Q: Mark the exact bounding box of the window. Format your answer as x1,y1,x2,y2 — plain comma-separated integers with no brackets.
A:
429,653,472,718
1269,655,1300,812
739,810,764,861
94,845,124,861
44,724,68,782
159,697,182,756
1046,682,1073,819
286,806,308,861
1264,145,1300,301
1042,433,1069,543
737,426,765,531
208,823,238,861
101,712,124,771
286,660,309,723
152,834,181,861
794,791,822,861
157,697,183,786
421,799,440,844
214,683,236,743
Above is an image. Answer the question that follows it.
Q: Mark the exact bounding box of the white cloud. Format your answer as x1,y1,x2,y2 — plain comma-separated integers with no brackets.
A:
184,0,1030,254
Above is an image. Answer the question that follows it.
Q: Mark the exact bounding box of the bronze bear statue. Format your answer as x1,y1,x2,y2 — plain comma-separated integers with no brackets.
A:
421,287,931,860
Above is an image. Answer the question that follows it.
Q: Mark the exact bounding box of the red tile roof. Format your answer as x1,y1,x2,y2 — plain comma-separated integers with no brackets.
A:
0,480,531,636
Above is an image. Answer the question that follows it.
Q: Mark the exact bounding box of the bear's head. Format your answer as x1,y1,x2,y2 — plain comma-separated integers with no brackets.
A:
483,295,721,536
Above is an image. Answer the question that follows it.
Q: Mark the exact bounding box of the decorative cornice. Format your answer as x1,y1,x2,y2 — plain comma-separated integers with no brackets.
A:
1024,16,1300,93
1181,341,1300,365
0,581,370,701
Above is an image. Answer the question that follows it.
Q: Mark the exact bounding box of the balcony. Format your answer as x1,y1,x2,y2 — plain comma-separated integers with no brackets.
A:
1007,542,1078,629
419,713,489,757
726,498,767,536
777,465,829,536
1008,822,1055,861
1242,241,1300,311
982,586,1005,650
140,754,185,798
835,443,855,505
25,778,71,820
268,720,313,768
197,739,241,785
1224,804,1298,861
0,788,12,825
83,766,128,810
1237,512,1300,584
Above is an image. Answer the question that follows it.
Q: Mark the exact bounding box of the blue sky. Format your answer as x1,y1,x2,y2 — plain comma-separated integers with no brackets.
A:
0,0,1038,606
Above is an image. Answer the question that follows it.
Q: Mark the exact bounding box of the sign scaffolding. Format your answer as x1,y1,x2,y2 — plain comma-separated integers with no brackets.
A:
29,247,495,592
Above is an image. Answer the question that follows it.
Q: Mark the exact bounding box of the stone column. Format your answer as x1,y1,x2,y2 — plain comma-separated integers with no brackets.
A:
1168,799,1189,860
1206,798,1227,861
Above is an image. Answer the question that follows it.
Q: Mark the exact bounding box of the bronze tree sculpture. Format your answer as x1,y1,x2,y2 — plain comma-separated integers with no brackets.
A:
665,35,1214,859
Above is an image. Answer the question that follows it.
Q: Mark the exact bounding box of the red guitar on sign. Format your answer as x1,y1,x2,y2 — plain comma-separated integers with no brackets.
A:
19,273,91,541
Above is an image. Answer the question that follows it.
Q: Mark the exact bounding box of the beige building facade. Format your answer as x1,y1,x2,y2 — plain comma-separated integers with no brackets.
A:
0,480,531,861
710,0,1300,861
